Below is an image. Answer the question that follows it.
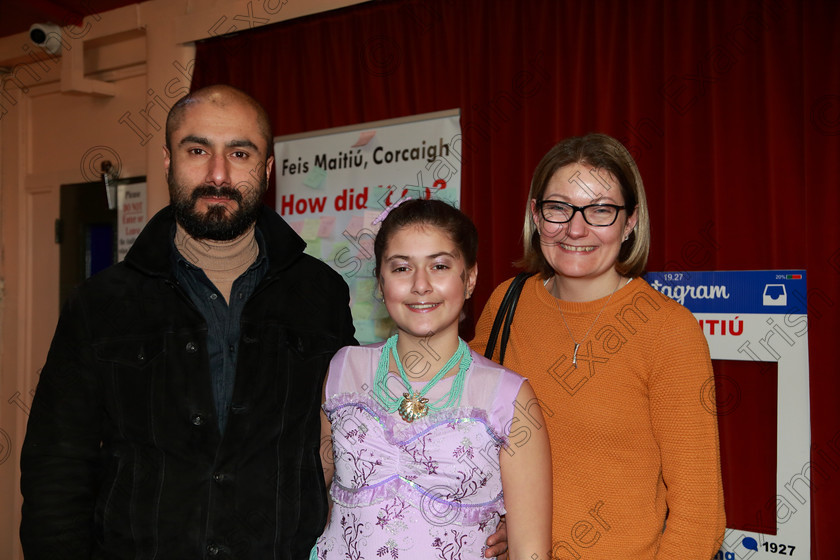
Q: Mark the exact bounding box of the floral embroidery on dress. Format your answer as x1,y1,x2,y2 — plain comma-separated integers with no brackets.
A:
376,538,399,559
315,346,521,560
452,437,474,460
448,465,490,502
340,512,368,560
402,432,440,475
345,423,369,443
376,496,409,529
431,530,469,560
313,542,329,560
336,444,383,488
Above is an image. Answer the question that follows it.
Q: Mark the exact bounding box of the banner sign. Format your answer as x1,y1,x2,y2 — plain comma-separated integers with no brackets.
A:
274,111,462,343
645,270,810,560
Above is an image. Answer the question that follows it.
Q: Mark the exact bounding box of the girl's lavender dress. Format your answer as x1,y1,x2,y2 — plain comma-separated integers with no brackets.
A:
312,342,525,560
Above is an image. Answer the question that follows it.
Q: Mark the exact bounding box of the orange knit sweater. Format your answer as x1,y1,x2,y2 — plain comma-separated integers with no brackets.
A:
471,276,725,560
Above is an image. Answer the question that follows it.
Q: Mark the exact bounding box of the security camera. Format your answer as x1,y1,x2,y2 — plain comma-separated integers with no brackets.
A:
29,23,63,55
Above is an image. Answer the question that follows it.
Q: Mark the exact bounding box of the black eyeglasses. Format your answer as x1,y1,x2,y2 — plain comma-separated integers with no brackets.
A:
537,200,626,227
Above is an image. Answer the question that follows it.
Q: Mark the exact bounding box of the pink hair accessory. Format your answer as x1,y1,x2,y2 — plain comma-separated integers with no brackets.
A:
372,195,413,225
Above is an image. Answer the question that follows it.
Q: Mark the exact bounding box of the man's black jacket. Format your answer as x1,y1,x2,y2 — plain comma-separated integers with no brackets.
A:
21,205,355,559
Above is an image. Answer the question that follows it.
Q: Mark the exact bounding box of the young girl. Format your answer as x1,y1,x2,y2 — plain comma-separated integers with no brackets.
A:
312,199,551,560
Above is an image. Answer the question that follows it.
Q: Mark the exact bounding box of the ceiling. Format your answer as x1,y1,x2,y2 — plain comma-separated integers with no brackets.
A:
0,0,139,40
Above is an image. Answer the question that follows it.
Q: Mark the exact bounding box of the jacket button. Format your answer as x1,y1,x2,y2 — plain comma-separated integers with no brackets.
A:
213,472,225,483
190,414,205,426
207,544,220,556
186,341,197,353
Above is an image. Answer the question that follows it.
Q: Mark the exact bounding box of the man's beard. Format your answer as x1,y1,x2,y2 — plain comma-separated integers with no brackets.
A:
170,175,267,241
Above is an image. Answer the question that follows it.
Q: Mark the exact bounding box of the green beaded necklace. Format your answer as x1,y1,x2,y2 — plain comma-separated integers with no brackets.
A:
372,334,472,423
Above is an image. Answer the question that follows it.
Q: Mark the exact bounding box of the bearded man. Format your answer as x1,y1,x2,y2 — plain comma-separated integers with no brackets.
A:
20,85,356,559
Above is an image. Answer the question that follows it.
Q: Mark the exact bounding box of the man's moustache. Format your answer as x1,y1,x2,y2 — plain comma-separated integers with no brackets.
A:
190,186,243,202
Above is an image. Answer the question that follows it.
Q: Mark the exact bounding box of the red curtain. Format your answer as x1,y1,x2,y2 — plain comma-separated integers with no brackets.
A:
191,0,840,556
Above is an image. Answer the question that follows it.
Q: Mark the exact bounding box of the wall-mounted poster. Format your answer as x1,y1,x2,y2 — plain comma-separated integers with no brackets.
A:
117,181,146,262
275,110,462,344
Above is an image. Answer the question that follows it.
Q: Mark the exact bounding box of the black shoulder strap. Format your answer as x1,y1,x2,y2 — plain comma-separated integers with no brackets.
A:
484,272,534,365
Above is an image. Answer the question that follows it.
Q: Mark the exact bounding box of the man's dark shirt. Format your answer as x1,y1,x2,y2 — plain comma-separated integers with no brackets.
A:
172,228,268,433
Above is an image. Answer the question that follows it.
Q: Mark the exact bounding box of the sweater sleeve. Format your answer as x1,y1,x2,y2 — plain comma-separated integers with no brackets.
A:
469,277,515,359
649,303,726,559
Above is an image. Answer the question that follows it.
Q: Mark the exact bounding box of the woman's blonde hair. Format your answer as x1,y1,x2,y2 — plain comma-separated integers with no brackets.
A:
517,133,650,278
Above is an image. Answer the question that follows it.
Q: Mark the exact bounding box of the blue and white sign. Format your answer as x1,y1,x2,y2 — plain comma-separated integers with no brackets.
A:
646,270,806,315
645,270,811,559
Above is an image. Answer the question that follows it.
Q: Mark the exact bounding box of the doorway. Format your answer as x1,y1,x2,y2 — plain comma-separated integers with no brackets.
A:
58,176,148,306
58,180,117,306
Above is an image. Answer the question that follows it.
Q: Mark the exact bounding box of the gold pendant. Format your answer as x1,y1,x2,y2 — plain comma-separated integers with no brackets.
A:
398,392,429,423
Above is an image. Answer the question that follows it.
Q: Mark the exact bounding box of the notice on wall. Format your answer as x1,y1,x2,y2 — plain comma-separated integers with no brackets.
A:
117,182,147,262
274,110,462,344
645,270,810,560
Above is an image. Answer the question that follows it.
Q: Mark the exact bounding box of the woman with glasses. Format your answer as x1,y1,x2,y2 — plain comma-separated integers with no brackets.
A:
471,133,725,559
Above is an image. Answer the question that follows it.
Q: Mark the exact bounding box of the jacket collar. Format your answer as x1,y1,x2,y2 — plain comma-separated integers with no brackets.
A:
124,205,306,279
